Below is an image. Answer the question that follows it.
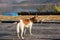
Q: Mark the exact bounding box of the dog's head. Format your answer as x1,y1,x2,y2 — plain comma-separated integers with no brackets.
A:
30,16,39,23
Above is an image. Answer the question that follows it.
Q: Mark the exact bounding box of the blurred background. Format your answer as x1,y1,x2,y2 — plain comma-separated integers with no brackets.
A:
0,0,60,16
0,0,60,12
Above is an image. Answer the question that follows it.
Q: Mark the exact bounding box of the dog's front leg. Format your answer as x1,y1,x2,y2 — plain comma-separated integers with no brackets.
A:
29,25,33,35
21,26,24,39
24,28,26,35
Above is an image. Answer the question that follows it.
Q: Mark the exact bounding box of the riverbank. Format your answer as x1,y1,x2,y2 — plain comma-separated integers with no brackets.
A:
0,15,60,21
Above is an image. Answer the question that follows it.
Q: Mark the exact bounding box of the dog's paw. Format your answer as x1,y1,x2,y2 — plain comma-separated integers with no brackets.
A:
22,37,25,39
30,33,33,36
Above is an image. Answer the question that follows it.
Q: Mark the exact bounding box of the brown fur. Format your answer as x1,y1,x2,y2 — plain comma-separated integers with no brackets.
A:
23,19,30,25
17,16,38,25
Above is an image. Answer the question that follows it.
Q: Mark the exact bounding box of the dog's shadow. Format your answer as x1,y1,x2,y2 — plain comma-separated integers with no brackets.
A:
52,39,60,40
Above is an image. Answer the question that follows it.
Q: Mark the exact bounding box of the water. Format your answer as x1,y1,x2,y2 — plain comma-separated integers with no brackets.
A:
0,23,60,40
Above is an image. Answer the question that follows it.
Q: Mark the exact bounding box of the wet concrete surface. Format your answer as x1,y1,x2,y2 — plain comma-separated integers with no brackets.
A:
0,23,60,40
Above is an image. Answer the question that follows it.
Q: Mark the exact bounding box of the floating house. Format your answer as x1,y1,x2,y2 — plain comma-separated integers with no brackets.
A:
2,12,18,16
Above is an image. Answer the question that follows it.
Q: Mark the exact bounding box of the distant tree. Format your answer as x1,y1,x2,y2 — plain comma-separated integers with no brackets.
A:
45,4,51,12
54,4,57,12
28,12,31,15
36,7,43,15
54,4,60,12
37,7,43,12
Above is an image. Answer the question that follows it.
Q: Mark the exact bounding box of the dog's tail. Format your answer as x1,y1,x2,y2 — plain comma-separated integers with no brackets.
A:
13,21,20,24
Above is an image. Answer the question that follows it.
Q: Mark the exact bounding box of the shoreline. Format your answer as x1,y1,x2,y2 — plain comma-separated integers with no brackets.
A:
0,15,60,21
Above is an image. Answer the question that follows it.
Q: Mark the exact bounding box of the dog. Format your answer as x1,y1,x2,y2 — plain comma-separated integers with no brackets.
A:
16,16,39,39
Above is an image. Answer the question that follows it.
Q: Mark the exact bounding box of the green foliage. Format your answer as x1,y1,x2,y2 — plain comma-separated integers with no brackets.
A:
54,5,60,12
37,7,43,12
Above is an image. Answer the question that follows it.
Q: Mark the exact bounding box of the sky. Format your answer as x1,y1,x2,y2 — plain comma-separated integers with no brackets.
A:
0,0,60,12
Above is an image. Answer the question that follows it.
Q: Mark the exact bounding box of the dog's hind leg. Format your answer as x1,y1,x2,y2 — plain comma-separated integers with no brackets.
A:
29,23,33,35
17,23,20,39
24,28,26,36
21,26,24,39
17,33,20,39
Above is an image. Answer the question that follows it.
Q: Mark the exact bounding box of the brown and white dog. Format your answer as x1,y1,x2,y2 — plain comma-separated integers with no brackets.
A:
17,16,39,39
